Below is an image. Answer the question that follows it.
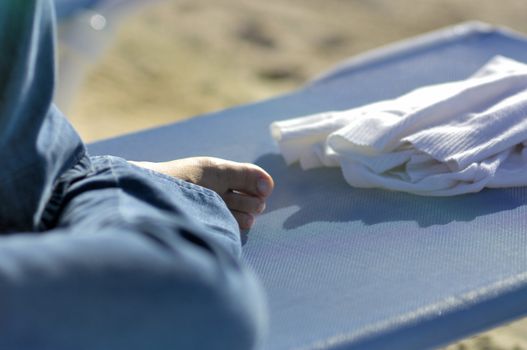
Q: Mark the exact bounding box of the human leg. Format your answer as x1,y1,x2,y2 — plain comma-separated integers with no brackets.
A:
0,155,267,349
0,2,268,348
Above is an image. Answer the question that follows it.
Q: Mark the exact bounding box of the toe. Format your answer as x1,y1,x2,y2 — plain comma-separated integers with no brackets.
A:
223,191,266,214
224,161,274,197
231,210,255,230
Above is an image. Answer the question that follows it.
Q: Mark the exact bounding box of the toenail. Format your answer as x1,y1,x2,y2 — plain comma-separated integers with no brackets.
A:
257,202,266,213
257,179,271,195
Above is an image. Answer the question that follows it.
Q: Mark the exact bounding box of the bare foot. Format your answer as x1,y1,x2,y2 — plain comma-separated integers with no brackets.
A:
131,157,274,230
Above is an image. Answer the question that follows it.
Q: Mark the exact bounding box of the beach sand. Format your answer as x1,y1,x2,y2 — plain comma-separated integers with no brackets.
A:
64,1,527,348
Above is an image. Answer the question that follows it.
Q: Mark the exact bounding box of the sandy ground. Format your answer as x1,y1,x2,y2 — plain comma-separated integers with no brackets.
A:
61,1,527,348
64,0,527,142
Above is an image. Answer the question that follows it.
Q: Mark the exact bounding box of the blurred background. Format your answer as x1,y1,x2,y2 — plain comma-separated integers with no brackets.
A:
59,0,527,143
56,1,527,348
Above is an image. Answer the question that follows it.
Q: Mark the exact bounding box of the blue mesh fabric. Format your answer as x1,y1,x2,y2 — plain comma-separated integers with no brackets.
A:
90,24,527,350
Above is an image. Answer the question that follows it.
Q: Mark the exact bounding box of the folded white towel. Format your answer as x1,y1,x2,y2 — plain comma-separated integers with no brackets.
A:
271,56,527,196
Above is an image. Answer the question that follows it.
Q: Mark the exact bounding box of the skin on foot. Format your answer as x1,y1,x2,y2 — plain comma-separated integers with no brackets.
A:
130,157,274,230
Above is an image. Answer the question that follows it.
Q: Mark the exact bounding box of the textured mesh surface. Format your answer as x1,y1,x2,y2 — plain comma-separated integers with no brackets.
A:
90,23,527,350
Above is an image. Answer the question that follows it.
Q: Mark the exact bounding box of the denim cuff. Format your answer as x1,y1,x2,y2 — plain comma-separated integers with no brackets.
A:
107,156,242,257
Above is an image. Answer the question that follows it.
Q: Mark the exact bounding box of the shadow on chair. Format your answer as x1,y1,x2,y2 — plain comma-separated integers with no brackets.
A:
255,153,527,229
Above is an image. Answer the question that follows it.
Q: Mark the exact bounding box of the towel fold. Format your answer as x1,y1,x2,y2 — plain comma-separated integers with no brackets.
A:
271,56,527,196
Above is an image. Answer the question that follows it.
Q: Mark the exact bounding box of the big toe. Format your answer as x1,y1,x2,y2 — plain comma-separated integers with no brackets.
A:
224,161,274,197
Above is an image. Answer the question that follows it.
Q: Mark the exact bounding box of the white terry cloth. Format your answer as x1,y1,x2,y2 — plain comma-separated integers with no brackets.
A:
271,56,527,196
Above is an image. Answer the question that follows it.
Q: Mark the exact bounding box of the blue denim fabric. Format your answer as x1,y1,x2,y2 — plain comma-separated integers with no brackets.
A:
0,1,267,349
0,0,85,231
